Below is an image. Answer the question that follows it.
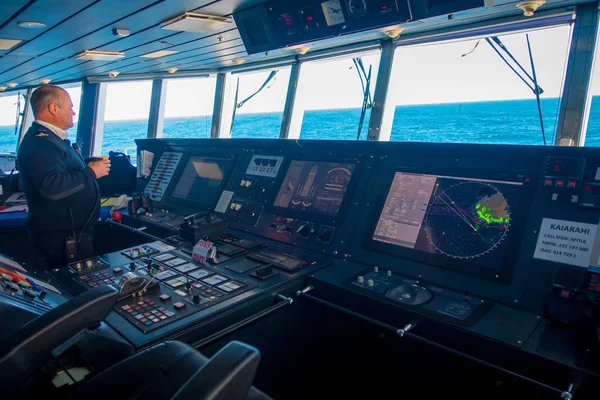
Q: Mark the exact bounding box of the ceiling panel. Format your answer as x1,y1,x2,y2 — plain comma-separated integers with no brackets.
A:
0,0,585,90
10,0,156,57
0,0,32,29
0,0,97,56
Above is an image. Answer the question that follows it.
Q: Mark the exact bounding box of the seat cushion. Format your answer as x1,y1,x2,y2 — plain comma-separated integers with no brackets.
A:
69,340,273,400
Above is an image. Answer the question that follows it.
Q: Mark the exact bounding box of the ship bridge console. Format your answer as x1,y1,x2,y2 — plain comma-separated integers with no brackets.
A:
3,138,600,399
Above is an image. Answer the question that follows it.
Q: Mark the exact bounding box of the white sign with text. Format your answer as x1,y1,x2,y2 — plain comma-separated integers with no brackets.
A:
533,218,598,267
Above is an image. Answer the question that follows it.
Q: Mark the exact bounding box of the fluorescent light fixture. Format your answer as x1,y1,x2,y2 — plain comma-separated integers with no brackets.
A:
76,50,125,61
18,21,46,29
0,39,22,51
232,59,246,65
161,12,232,32
140,50,179,59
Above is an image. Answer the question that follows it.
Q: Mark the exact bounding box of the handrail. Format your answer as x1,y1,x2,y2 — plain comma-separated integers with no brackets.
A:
299,291,576,400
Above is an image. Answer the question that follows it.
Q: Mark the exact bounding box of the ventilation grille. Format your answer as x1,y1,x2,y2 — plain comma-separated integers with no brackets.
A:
0,39,22,51
140,50,179,59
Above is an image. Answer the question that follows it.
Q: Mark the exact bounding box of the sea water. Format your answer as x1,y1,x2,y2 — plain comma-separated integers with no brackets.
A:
3,98,600,155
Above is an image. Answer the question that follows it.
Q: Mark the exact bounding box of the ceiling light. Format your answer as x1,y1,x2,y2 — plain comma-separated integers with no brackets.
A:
112,27,130,37
0,87,6,92
40,78,51,84
17,21,46,29
108,71,120,78
7,82,17,88
161,12,232,33
293,46,310,55
140,50,178,59
0,39,22,51
166,67,178,74
76,50,125,61
232,59,246,65
383,28,404,40
516,1,546,17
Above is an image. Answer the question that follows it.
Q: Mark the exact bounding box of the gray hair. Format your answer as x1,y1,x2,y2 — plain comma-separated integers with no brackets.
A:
30,85,66,117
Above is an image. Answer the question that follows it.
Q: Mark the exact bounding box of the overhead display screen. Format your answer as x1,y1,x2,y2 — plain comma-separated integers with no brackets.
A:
373,172,523,270
170,156,234,208
273,161,356,217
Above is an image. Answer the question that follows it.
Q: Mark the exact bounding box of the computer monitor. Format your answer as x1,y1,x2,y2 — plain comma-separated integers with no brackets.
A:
272,160,359,222
370,171,529,281
167,155,235,209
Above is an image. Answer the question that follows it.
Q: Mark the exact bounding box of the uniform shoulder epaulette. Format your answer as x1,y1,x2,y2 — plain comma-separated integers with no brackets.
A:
35,132,48,137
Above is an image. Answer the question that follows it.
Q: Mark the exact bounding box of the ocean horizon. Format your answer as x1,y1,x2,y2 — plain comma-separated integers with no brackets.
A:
3,97,600,156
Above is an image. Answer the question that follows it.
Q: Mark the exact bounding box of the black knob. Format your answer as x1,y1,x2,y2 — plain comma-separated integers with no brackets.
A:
193,294,201,305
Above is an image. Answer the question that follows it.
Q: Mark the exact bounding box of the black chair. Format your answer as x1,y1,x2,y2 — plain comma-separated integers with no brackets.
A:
0,286,272,400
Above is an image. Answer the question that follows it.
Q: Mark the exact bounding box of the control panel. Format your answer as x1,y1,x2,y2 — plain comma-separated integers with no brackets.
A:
234,0,490,55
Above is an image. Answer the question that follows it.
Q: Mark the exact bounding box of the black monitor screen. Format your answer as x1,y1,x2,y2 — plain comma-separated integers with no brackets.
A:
170,156,234,207
373,172,523,270
273,161,356,217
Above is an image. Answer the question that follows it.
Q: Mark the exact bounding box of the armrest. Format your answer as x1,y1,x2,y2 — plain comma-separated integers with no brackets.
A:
0,286,117,384
172,341,261,400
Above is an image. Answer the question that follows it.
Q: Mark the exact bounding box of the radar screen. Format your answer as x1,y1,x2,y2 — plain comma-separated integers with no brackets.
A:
373,172,523,269
273,161,356,217
170,156,234,208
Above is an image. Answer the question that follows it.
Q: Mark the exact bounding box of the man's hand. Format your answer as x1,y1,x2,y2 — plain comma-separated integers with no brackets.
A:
87,159,111,179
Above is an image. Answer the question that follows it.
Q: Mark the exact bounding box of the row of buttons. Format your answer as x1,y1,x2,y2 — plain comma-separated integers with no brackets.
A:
121,300,176,326
544,178,577,188
80,270,116,288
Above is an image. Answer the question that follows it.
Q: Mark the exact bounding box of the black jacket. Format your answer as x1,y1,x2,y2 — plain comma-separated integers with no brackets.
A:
17,122,99,233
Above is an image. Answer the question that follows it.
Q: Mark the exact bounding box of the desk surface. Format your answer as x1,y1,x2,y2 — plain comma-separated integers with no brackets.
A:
0,205,120,229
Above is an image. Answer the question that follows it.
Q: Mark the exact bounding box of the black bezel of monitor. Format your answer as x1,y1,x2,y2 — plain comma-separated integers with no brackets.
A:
162,152,237,211
268,157,363,226
363,165,537,283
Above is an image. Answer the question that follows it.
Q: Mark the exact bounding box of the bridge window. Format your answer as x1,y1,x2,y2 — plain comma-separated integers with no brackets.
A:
163,77,216,138
0,94,22,153
294,51,381,140
59,83,82,134
387,25,572,145
101,81,152,156
584,38,600,147
230,68,291,139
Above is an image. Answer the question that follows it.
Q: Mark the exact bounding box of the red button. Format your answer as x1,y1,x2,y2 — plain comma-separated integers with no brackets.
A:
544,179,553,186
561,289,570,298
568,180,576,188
556,180,564,187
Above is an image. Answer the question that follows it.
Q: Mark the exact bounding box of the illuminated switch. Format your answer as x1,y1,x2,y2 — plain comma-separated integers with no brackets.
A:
556,180,564,187
544,179,553,186
568,180,576,188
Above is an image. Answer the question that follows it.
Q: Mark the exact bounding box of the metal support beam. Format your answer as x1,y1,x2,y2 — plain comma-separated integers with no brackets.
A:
368,40,395,141
16,88,34,151
147,79,167,139
211,72,236,138
280,62,302,139
555,2,599,146
77,81,107,158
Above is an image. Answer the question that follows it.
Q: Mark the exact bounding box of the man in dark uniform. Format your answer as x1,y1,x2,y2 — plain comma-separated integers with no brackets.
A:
17,85,110,267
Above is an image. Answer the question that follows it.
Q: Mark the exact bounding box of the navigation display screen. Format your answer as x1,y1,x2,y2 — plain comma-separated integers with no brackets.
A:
273,161,356,217
373,172,523,270
170,156,234,207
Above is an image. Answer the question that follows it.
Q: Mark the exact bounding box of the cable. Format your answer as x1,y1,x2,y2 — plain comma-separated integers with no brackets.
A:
78,181,100,246
461,40,480,57
526,33,547,146
230,77,240,135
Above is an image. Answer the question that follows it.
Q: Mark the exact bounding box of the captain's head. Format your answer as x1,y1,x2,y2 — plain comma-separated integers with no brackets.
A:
31,85,76,130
